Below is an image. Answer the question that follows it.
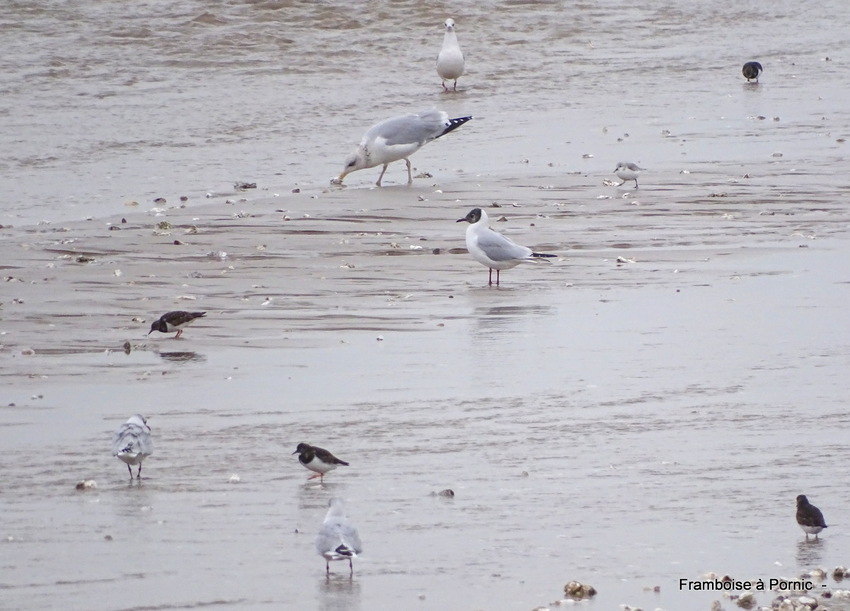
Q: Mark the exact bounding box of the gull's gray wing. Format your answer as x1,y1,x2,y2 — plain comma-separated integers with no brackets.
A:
365,112,446,148
316,518,363,556
476,229,534,262
112,423,153,457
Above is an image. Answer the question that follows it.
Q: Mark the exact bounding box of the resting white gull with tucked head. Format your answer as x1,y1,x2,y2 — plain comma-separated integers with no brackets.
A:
437,18,465,91
332,110,472,187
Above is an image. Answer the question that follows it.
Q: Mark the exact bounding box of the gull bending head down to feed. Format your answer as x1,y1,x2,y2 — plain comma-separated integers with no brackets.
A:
332,109,472,187
457,207,556,286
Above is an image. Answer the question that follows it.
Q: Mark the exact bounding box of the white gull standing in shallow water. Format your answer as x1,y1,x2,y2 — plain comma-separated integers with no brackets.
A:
331,110,472,187
112,414,153,479
457,207,556,286
614,162,644,189
436,18,465,91
316,497,363,577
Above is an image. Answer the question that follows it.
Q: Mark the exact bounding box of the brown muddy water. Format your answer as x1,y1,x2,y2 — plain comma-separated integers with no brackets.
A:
2,1,850,610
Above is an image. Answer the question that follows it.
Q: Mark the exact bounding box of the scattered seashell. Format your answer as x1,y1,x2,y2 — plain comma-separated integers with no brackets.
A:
76,255,95,263
75,479,97,490
124,201,139,207
772,152,783,157
113,269,122,277
376,335,384,341
156,221,172,230
228,474,241,483
564,580,597,599
153,197,166,204
438,489,454,498
582,153,594,158
833,566,847,580
180,196,188,202
735,592,756,608
616,256,636,264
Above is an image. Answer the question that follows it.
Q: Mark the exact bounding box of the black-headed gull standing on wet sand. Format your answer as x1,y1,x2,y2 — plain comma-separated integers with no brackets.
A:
332,110,472,187
457,207,556,286
437,18,465,92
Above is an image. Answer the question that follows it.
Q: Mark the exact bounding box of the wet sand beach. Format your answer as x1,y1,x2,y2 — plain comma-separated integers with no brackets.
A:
2,1,850,610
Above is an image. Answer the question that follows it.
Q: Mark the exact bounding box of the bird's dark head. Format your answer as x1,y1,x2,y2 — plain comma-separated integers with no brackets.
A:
293,442,310,455
148,320,165,334
796,494,809,506
456,208,482,224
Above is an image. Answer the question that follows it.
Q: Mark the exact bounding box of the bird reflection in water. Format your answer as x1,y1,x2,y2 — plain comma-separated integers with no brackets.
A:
158,351,206,363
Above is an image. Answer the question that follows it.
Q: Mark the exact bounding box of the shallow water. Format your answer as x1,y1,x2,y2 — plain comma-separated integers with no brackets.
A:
2,1,850,610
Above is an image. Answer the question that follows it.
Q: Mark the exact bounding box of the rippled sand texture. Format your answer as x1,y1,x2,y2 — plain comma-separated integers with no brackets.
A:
2,1,850,610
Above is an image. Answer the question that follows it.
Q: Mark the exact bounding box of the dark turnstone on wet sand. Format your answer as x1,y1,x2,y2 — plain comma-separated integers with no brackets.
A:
112,414,153,479
316,497,363,577
614,162,644,188
293,442,349,482
148,311,206,339
742,61,763,82
796,494,828,539
456,207,556,286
